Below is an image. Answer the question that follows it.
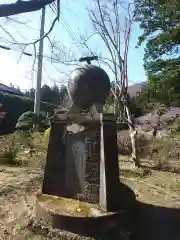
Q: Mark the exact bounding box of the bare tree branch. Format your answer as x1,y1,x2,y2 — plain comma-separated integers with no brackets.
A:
0,0,56,18
96,0,123,70
2,0,60,64
15,0,60,47
0,24,18,43
4,16,30,26
86,0,141,167
90,11,117,74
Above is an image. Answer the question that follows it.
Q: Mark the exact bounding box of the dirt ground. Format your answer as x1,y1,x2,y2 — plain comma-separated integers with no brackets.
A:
0,133,180,239
0,165,130,240
0,166,43,239
120,158,180,208
0,162,180,239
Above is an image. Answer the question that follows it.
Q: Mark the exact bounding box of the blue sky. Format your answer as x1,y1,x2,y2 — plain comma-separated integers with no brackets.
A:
0,0,146,91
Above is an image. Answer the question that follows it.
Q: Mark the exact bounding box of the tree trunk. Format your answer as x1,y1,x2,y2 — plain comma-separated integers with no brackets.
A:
129,128,141,167
125,105,141,168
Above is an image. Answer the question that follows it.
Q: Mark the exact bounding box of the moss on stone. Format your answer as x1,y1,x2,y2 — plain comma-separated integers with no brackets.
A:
37,194,112,217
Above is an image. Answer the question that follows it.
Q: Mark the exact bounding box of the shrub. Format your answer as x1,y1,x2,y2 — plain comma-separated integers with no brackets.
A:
0,131,47,166
0,91,55,134
117,130,151,156
0,103,6,120
44,127,50,140
117,130,132,155
0,133,19,165
15,111,49,131
170,119,180,136
146,137,180,170
16,111,37,131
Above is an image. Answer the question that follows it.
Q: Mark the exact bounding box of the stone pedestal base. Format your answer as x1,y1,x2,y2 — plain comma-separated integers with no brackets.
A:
36,183,135,238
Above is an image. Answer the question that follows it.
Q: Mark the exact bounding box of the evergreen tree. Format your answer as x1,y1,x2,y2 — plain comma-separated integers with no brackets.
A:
134,0,180,106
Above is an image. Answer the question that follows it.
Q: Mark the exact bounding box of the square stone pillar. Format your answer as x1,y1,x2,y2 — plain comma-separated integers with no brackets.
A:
42,113,101,201
42,121,68,197
99,114,120,212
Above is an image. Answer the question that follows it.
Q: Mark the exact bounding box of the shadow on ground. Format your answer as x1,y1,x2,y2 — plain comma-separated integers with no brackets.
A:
131,201,180,240
120,168,152,179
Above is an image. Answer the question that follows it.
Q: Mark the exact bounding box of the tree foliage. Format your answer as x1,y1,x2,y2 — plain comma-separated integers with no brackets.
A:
0,91,55,134
87,0,142,166
15,111,48,131
0,83,68,134
134,0,180,106
25,84,68,106
106,81,143,118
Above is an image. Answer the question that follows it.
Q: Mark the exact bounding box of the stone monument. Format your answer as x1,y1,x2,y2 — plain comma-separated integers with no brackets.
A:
36,56,135,238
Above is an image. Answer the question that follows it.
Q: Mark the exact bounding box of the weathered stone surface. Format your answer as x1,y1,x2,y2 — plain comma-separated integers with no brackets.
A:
42,122,69,197
84,162,99,182
100,118,121,212
39,61,136,236
36,193,125,237
68,64,110,110
42,113,135,210
84,126,100,204
42,118,101,203
65,129,86,196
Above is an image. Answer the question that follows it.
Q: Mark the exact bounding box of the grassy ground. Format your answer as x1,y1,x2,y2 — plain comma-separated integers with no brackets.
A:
119,156,180,208
118,129,180,209
0,132,45,239
0,130,180,239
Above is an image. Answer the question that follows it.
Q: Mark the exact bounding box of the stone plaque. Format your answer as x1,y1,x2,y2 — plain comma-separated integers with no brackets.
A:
65,125,100,203
84,126,100,203
65,130,86,196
